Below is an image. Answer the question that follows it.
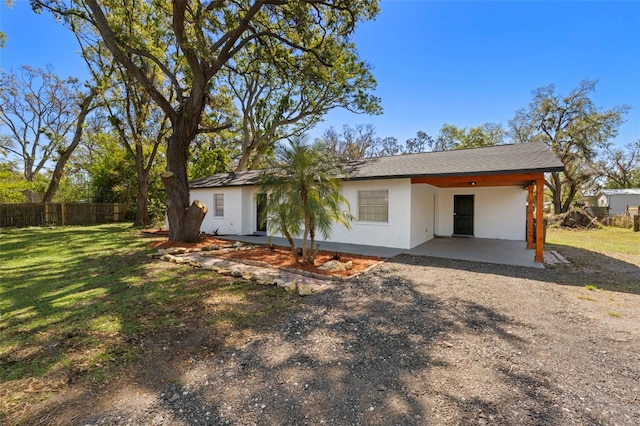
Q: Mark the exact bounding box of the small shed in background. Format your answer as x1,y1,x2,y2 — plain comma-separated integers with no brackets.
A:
596,189,640,215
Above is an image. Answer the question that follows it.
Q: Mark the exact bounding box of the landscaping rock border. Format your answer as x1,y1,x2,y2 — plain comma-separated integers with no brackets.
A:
156,247,334,297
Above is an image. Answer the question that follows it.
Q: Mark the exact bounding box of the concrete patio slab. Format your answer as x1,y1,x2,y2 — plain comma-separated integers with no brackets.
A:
407,237,544,269
216,235,544,269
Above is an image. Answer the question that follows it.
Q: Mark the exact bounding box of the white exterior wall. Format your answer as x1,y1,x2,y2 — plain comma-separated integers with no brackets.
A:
410,184,437,247
190,187,244,235
325,178,413,249
241,188,257,234
435,186,527,241
192,180,528,245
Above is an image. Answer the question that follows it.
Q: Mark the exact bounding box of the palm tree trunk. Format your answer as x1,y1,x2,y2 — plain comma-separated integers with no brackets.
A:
308,217,316,265
282,227,299,263
301,226,309,265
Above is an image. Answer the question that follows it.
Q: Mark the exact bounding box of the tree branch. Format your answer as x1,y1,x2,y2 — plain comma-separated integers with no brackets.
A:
84,0,177,123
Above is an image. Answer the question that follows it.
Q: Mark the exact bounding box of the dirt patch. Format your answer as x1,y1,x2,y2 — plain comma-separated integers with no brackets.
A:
148,233,383,278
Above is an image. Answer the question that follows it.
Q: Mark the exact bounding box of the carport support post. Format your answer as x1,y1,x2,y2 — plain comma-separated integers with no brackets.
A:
535,178,544,263
527,185,534,249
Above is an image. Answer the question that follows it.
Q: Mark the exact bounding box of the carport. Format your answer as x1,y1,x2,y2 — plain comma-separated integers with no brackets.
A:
412,172,548,264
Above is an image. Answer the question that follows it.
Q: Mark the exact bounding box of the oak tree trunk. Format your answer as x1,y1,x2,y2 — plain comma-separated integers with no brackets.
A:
562,180,579,214
162,118,207,242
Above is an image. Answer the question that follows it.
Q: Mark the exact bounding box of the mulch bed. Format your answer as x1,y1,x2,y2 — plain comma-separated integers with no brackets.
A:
145,230,383,278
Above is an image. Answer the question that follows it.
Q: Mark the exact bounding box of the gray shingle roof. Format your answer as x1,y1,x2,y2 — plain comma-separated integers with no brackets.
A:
189,142,564,189
190,169,262,189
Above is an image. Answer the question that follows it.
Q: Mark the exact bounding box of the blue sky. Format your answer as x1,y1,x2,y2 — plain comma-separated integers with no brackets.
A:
1,0,639,149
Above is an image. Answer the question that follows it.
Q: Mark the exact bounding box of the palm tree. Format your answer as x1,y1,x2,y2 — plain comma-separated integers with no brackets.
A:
258,135,353,264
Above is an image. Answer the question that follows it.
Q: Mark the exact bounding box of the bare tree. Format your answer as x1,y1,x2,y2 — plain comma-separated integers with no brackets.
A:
405,131,434,153
596,140,640,189
322,124,381,160
0,65,96,202
0,66,79,181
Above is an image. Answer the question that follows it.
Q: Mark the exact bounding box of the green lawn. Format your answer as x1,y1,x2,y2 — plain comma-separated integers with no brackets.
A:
0,224,298,424
546,226,640,257
545,226,640,294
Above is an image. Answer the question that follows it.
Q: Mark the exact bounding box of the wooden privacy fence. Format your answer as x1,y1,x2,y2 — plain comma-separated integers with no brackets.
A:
0,203,130,227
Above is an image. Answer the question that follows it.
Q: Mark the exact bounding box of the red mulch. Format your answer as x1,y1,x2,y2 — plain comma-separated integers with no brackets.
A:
145,230,382,277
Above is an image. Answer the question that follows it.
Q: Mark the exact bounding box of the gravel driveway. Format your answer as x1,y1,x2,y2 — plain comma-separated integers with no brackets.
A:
81,255,639,425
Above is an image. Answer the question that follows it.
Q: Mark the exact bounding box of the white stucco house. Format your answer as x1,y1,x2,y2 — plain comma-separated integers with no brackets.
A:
189,142,564,263
596,189,640,215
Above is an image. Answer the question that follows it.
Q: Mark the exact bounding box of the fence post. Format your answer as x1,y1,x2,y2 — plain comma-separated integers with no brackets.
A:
61,203,66,226
634,215,639,232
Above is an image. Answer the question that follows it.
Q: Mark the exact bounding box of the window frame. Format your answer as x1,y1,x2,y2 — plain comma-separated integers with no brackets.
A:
213,193,224,218
357,189,389,223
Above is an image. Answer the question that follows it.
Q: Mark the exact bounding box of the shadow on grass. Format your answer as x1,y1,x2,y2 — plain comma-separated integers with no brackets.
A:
1,226,150,389
544,242,640,294
0,225,301,424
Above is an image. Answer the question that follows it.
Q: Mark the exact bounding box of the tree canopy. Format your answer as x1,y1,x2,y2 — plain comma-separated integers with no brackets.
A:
32,0,380,242
431,123,505,152
510,80,629,213
227,36,380,171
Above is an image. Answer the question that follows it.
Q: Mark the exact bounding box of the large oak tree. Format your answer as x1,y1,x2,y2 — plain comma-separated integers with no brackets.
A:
510,80,629,214
35,0,379,242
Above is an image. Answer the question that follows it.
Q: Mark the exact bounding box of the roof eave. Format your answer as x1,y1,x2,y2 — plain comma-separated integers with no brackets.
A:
189,166,566,188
